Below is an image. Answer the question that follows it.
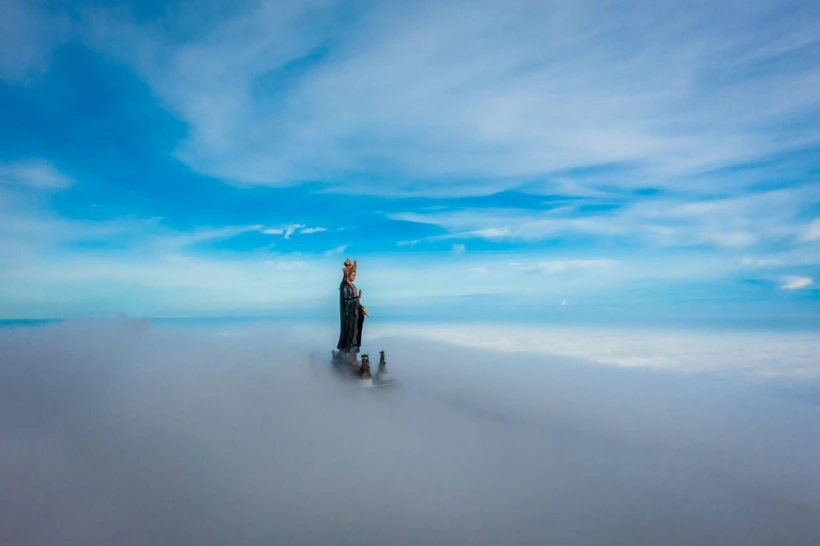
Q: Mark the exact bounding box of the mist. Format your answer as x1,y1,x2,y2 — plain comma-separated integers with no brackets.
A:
1,319,818,545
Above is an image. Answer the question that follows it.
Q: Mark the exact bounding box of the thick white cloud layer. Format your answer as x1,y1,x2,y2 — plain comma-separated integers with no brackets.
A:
370,323,820,382
1,320,819,545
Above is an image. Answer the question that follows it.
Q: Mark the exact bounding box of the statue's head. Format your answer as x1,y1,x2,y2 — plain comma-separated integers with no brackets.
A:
342,258,357,282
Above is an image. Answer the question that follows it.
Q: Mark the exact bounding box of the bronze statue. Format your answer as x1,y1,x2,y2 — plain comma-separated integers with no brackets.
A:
336,258,368,358
327,258,395,386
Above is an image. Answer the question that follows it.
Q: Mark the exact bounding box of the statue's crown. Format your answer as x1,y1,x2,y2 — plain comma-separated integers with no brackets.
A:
342,258,357,276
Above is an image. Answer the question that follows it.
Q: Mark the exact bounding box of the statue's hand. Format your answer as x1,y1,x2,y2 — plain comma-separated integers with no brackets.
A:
361,307,369,317
358,289,363,298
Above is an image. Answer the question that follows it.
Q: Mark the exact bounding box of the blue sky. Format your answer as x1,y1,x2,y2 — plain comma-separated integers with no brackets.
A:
0,0,819,324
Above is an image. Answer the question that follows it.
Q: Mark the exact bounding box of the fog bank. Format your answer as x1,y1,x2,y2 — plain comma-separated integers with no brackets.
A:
1,320,818,545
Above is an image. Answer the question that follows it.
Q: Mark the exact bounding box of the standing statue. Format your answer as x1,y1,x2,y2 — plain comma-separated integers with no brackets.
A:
326,259,393,386
336,258,369,359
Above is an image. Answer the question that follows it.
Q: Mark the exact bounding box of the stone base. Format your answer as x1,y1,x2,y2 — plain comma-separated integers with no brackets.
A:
330,349,393,386
331,349,365,378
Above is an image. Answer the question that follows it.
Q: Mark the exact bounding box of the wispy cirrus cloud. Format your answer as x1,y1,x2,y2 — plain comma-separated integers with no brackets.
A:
323,244,348,256
781,276,813,290
80,0,820,195
0,164,345,317
0,0,70,84
511,260,618,273
0,160,73,189
391,185,820,250
0,163,737,318
801,219,820,242
742,257,783,267
262,224,327,239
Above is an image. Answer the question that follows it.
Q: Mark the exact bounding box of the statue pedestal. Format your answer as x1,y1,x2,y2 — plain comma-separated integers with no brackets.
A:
329,349,395,387
331,350,358,369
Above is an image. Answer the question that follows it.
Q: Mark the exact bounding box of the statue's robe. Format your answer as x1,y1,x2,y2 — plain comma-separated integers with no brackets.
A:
337,280,364,352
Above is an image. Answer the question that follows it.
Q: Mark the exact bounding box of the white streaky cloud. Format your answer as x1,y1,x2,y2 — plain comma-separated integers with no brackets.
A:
0,193,749,317
532,260,618,273
0,0,70,83
452,243,466,255
0,160,73,189
263,224,319,239
153,224,270,251
508,259,619,274
0,252,325,318
472,228,511,239
392,210,616,241
705,232,756,247
82,0,820,195
0,181,343,317
391,185,820,249
0,163,811,316
801,219,820,242
323,245,348,256
467,267,486,274
742,257,783,267
283,224,305,239
781,276,813,290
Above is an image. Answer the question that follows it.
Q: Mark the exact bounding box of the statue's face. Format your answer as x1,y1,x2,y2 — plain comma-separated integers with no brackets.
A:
349,271,356,282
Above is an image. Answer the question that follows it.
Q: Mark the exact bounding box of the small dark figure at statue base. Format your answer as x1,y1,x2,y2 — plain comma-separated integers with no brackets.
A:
377,350,387,374
372,350,394,387
359,354,372,379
